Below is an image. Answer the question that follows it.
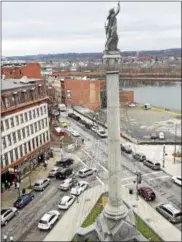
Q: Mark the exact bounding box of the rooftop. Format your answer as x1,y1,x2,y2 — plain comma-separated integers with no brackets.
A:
1,78,43,91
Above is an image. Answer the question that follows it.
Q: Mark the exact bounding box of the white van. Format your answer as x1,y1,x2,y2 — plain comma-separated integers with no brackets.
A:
159,132,165,140
58,104,66,112
144,103,151,110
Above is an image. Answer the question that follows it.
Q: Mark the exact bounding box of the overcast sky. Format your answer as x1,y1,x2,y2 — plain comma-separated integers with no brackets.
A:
2,1,181,56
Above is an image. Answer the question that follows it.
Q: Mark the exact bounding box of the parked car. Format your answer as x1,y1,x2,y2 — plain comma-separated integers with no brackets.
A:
85,123,93,129
77,168,96,178
70,181,89,196
71,130,80,137
38,210,60,230
158,132,165,140
60,121,69,128
143,160,161,170
121,144,132,154
91,126,99,132
150,132,158,140
13,193,35,209
1,207,18,226
68,113,76,118
128,103,137,107
60,178,74,191
138,187,156,201
171,176,182,186
54,127,66,136
34,178,51,191
55,167,73,180
132,153,146,162
73,116,81,121
97,130,107,138
58,195,75,210
156,203,182,223
79,119,87,125
49,167,60,177
56,158,74,168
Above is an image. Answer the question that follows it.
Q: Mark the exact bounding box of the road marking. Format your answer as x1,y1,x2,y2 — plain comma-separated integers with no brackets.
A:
81,148,108,172
96,176,104,185
142,171,163,176
121,176,135,181
148,175,170,181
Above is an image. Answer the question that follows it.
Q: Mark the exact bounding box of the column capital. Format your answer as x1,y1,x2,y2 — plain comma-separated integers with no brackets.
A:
103,50,121,72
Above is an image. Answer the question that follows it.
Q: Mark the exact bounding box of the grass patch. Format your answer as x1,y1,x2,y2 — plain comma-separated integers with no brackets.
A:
82,196,162,241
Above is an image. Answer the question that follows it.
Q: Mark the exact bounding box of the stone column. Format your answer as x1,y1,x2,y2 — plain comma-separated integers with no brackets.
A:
103,51,127,219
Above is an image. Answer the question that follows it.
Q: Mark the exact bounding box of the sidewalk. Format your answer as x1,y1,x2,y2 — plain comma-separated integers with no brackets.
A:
44,184,181,242
1,150,61,209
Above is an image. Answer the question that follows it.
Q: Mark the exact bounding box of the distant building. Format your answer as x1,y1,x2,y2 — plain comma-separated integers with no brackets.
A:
136,56,152,62
1,77,50,187
1,62,41,79
61,76,101,111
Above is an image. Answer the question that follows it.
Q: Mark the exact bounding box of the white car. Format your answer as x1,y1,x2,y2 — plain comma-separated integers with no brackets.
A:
60,178,74,191
91,126,99,132
97,130,107,138
77,168,97,178
70,181,89,196
58,195,75,210
171,176,182,186
34,178,51,191
38,210,60,230
71,130,80,137
49,167,59,177
1,207,18,226
158,132,165,140
128,103,137,107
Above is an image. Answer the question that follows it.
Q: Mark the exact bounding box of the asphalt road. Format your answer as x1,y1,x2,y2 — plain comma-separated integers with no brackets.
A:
65,113,182,231
1,162,100,242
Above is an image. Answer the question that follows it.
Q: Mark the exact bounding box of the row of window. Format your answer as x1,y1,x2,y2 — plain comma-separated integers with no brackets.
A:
2,118,48,149
1,105,47,132
1,132,49,168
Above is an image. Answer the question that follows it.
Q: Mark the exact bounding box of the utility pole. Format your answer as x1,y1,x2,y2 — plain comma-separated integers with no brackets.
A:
162,144,166,168
174,123,177,164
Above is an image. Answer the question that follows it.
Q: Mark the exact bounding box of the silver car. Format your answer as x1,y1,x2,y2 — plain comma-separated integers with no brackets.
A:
1,207,18,226
77,168,97,178
34,178,51,191
156,203,182,223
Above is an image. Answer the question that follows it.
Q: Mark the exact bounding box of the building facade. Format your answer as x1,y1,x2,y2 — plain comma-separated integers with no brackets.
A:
1,78,50,187
61,77,101,111
2,62,41,79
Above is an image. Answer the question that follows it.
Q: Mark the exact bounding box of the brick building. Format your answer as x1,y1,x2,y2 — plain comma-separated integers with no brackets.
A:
2,62,41,79
1,78,50,188
61,77,101,111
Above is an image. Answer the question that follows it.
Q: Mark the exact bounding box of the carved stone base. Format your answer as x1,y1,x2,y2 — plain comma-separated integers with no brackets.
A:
103,50,121,72
95,209,138,242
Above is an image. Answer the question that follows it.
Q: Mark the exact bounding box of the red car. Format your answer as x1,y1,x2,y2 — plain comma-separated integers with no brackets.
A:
138,187,156,201
150,132,158,140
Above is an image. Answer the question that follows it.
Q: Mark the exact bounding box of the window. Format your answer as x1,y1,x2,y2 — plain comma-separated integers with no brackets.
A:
1,121,4,132
19,145,23,156
28,141,31,151
46,131,49,141
36,137,39,147
34,123,38,132
66,89,72,99
5,119,9,129
32,139,35,149
10,117,14,128
43,133,45,143
42,119,45,129
38,121,41,130
12,132,17,143
30,124,34,134
29,111,32,120
24,143,27,154
20,114,24,123
33,109,36,118
24,112,28,122
26,126,30,136
10,150,14,162
4,154,9,166
40,107,43,115
15,148,19,160
7,134,12,146
15,116,19,125
44,105,47,113
22,128,26,139
40,135,43,145
45,118,48,127
2,137,6,149
37,108,40,117
17,130,21,141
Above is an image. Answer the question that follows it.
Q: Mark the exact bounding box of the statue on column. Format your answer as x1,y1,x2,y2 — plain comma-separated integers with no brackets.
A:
105,2,120,51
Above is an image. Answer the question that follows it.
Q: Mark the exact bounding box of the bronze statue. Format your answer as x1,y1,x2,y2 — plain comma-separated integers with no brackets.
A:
105,2,120,51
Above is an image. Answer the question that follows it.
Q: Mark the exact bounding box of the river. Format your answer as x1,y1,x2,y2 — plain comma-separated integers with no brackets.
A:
124,82,181,111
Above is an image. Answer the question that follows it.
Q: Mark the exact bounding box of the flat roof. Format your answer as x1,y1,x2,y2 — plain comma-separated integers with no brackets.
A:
1,78,43,91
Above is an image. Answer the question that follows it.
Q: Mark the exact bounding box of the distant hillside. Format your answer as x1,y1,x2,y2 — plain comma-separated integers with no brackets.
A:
5,48,181,61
